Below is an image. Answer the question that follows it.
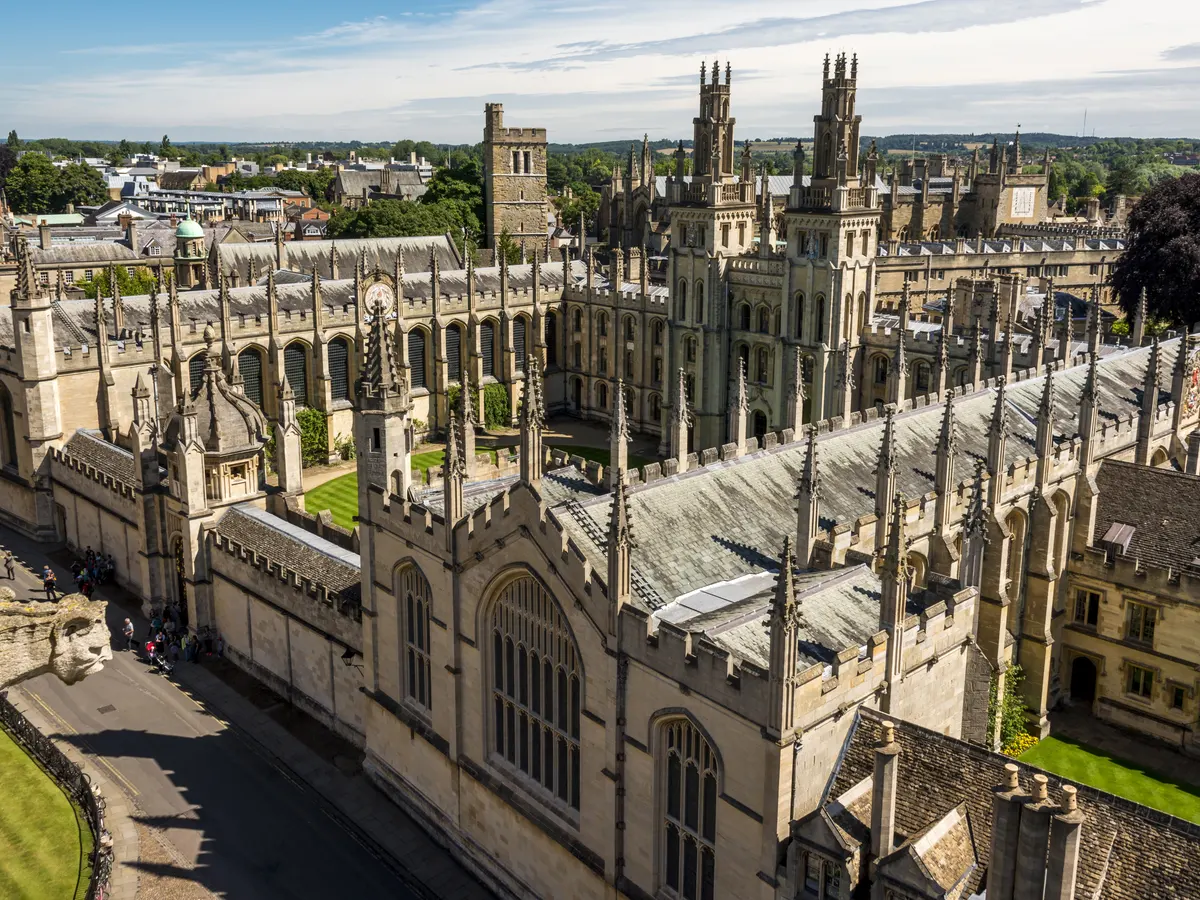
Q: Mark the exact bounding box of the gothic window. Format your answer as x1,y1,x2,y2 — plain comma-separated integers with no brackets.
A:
328,338,351,402
237,348,263,408
653,320,665,347
815,295,826,344
772,309,781,336
512,151,521,174
738,304,751,331
545,312,558,367
284,343,309,406
804,855,821,894
408,329,427,389
624,316,635,342
686,338,697,363
721,223,729,247
914,362,930,392
188,353,206,395
598,313,608,337
677,280,688,321
489,574,581,813
398,565,433,711
755,347,769,384
598,381,609,409
514,318,527,374
0,385,16,468
795,293,805,340
523,151,531,175
572,308,582,332
446,324,463,383
860,231,869,256
481,321,496,378
820,233,829,257
874,356,889,385
660,718,718,900
1074,589,1100,627
757,307,769,334
823,862,841,898
573,342,582,369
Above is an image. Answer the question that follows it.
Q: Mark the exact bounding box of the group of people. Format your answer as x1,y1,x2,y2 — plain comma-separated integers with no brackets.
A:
70,548,116,598
122,606,220,673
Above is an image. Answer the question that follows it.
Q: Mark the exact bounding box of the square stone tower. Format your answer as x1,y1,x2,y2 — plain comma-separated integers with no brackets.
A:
482,103,548,253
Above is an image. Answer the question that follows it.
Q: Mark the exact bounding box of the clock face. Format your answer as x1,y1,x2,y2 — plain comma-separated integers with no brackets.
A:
364,282,395,317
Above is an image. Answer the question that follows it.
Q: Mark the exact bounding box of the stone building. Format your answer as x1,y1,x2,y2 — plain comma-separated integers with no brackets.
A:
483,103,549,252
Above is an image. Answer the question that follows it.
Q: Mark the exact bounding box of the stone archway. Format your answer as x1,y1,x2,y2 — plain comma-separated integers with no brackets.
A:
1070,656,1096,704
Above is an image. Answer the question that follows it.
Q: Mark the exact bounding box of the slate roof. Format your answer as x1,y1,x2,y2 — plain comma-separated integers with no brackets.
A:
212,234,460,279
31,243,140,265
546,340,1180,609
1093,460,1200,571
827,710,1200,900
213,505,361,602
60,430,136,483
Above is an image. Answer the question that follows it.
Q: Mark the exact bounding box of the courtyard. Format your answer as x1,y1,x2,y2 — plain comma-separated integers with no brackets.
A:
305,416,659,530
0,728,92,900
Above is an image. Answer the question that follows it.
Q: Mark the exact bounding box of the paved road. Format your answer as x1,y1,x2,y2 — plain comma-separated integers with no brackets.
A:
3,526,420,900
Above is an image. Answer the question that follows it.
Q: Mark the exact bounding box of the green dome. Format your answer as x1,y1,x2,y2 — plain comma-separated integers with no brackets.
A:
176,219,204,239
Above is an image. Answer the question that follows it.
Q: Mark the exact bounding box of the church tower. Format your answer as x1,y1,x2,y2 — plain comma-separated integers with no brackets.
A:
661,61,758,451
810,53,863,186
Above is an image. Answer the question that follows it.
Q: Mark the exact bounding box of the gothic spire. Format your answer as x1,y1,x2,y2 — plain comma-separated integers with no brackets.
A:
1036,364,1057,467
938,391,957,455
362,295,400,394
609,378,629,487
883,491,910,579
520,355,545,486
770,535,797,628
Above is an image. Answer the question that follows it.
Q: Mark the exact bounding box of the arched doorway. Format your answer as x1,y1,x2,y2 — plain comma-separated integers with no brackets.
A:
1070,656,1096,704
752,410,767,443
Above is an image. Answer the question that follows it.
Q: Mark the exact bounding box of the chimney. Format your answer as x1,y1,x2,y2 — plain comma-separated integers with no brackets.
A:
127,219,139,256
988,763,1026,900
410,151,417,165
38,222,52,250
1014,773,1057,899
1044,785,1085,900
870,720,900,863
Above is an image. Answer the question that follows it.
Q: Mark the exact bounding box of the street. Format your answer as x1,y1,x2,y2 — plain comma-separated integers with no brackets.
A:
2,525,424,900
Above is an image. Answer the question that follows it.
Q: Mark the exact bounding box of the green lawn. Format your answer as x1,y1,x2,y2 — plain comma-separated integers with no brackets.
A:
0,728,92,900
304,472,359,530
1020,735,1200,824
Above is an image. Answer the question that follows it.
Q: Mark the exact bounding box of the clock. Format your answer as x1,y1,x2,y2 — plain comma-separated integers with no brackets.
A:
364,282,395,317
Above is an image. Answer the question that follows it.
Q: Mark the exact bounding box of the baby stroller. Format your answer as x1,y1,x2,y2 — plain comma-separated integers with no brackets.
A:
144,640,175,677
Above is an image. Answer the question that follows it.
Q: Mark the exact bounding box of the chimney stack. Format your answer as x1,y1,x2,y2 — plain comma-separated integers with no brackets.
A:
38,222,52,250
1014,773,1057,899
870,720,900,863
1044,785,1085,900
988,763,1026,900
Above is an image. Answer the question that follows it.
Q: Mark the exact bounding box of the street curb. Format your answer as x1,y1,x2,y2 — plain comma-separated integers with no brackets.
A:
8,689,140,900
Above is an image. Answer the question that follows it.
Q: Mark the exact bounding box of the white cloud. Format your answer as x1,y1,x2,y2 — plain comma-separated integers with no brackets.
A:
4,0,1199,141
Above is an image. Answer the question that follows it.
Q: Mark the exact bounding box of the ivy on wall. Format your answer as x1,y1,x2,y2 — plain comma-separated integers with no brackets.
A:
297,407,329,467
483,384,510,430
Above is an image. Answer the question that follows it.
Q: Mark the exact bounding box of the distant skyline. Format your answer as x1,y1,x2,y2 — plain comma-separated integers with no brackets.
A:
2,0,1198,144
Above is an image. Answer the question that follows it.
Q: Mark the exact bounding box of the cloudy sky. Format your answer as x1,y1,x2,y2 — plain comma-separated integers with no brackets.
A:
2,0,1198,143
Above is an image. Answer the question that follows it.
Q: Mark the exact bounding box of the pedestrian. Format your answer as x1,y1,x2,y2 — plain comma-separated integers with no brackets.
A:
41,565,56,601
122,617,135,651
4,551,13,580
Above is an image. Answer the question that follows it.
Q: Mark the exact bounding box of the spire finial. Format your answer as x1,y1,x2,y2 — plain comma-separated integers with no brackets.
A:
883,491,910,576
770,534,796,625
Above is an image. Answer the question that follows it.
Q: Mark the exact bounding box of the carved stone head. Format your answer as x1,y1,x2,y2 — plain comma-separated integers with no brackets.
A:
0,590,113,689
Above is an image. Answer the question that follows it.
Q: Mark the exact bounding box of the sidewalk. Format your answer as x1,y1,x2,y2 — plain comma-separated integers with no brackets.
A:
166,657,492,900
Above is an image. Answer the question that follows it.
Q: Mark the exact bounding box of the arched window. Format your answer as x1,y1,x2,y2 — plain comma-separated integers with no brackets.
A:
653,320,665,347
238,348,264,407
284,343,308,406
446,324,463,383
188,353,206,395
677,280,687,321
815,295,826,344
481,321,496,378
545,312,558,367
514,318,527,375
572,308,582,332
738,304,751,331
928,225,940,241
757,307,770,334
489,574,581,812
914,361,930,392
685,337,697,363
0,384,16,468
408,329,427,389
598,381,609,409
398,565,432,711
328,337,351,402
695,281,704,324
858,291,869,333
794,293,805,340
598,313,608,338
624,316,635,342
752,410,767,441
660,718,718,900
1005,510,1027,600
755,347,769,384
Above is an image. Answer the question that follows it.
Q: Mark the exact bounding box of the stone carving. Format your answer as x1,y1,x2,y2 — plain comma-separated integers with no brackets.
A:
0,589,112,689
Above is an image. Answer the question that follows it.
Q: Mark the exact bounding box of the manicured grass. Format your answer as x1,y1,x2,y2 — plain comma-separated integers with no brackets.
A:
0,727,92,900
304,472,359,530
411,447,500,474
1020,735,1200,824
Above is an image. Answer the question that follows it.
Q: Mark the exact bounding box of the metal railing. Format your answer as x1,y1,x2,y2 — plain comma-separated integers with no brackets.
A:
0,690,113,899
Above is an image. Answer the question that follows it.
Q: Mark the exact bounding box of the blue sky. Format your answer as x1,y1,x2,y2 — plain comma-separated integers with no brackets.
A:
2,0,1198,142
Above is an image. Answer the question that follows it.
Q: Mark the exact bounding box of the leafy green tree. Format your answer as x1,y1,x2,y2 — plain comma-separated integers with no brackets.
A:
325,198,479,250
4,153,59,212
160,134,172,156
55,161,107,209
77,265,159,299
494,228,522,265
6,130,19,149
553,181,599,229
117,139,132,159
1111,172,1200,327
273,167,335,201
0,144,16,192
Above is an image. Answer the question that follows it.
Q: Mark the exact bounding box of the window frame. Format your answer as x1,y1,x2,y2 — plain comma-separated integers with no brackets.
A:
658,717,719,900
1127,664,1154,700
1073,589,1100,628
1126,601,1157,645
398,564,433,713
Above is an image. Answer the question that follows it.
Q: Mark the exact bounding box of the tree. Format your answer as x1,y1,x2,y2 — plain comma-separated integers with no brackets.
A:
160,134,172,157
495,228,521,265
77,265,159,299
4,153,59,213
55,162,107,209
6,130,19,149
0,144,16,192
117,139,132,160
325,198,479,250
1111,172,1200,327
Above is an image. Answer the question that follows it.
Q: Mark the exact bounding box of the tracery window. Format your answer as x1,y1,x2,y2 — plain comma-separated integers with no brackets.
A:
514,318,527,374
188,353,206,395
660,718,718,900
481,321,497,378
328,338,350,402
408,329,427,389
284,343,308,406
398,565,432,711
490,574,581,814
446,324,463,383
238,348,264,408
